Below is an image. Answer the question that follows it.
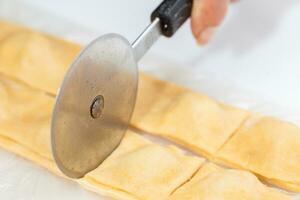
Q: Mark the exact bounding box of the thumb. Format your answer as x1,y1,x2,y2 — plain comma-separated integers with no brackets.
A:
191,0,230,45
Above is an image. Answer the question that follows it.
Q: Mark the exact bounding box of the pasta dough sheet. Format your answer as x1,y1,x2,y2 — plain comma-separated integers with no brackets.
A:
132,74,249,158
168,163,292,200
80,133,204,200
0,20,299,193
0,74,204,200
0,74,292,199
0,20,248,157
0,75,54,161
216,116,300,192
0,20,81,94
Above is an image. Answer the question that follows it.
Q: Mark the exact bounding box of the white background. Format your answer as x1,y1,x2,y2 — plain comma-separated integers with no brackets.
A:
0,0,300,199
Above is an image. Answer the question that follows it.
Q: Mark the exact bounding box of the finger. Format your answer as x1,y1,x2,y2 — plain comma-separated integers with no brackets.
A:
191,0,230,45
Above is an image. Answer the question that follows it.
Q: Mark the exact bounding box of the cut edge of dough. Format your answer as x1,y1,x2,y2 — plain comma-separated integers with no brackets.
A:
0,134,140,200
79,177,140,200
0,134,61,176
213,155,300,193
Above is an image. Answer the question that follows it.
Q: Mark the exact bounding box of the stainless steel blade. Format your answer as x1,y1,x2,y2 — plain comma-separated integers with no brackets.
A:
51,18,162,179
51,0,191,180
51,34,138,178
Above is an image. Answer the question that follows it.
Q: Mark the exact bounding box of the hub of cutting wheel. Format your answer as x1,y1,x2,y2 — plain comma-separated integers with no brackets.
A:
90,95,104,119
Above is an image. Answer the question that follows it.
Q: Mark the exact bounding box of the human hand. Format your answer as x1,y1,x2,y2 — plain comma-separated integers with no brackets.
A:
191,0,234,44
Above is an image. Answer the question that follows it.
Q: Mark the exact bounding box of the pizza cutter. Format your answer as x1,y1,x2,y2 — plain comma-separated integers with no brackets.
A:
51,0,192,178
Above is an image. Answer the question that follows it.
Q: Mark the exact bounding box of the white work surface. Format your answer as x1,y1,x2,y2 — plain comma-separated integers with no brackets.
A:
0,0,300,199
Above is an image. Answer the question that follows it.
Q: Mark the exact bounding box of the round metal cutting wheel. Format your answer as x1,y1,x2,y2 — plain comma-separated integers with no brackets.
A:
51,34,138,178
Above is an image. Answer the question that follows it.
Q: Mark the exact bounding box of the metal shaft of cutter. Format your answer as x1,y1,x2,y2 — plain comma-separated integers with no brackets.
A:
132,18,162,61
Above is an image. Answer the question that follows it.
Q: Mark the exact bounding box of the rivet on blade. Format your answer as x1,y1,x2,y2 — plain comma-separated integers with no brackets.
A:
90,95,104,119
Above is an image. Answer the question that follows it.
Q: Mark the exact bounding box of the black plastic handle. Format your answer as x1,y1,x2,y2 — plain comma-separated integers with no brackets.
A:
151,0,193,37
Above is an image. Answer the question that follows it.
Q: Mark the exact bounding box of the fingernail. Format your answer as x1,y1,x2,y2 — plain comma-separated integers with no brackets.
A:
197,27,217,45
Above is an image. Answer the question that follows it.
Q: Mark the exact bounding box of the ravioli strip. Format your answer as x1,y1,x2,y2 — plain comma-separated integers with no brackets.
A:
132,73,249,158
0,20,250,158
0,74,292,200
0,74,204,200
169,163,292,200
0,20,300,193
215,116,300,192
80,133,204,200
0,20,81,94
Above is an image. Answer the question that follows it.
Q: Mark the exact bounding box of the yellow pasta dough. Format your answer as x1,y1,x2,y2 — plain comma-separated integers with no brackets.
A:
169,163,292,200
0,20,249,158
81,133,204,200
0,20,23,38
132,74,249,158
0,74,204,200
216,116,300,192
0,75,54,160
0,20,81,94
0,20,298,195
